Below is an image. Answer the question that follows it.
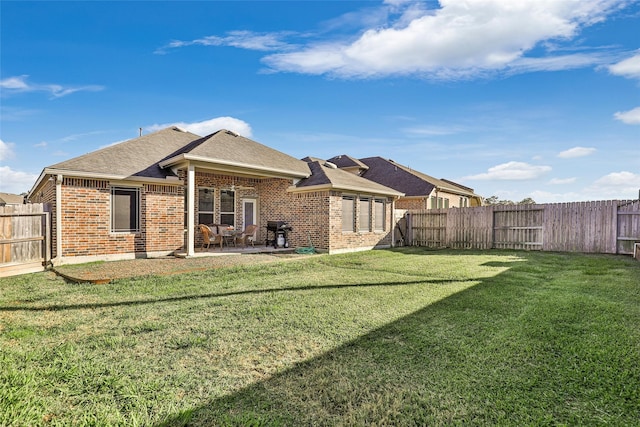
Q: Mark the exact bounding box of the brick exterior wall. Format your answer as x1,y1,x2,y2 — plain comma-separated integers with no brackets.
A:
35,178,185,260
242,179,394,253
397,197,429,210
327,192,394,253
31,170,399,261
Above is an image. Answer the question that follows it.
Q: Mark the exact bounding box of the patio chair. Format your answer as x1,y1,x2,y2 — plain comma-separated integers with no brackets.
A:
234,224,258,248
199,224,223,251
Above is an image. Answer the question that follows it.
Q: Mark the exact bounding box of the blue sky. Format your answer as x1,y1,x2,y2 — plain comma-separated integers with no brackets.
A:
1,0,639,202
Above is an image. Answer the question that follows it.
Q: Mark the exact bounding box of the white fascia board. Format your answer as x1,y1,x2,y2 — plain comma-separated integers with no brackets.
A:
161,154,310,179
289,183,403,197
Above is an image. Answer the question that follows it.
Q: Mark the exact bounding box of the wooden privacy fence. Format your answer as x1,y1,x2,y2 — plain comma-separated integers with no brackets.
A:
0,204,51,277
405,200,640,255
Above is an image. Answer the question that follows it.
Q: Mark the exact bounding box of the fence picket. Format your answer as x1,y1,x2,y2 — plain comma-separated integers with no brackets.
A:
405,200,640,254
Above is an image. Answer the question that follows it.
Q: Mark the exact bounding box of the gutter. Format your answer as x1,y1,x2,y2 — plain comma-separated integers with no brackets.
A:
160,154,310,179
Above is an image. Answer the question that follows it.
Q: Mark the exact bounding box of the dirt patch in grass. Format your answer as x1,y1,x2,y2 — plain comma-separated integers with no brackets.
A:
53,253,310,284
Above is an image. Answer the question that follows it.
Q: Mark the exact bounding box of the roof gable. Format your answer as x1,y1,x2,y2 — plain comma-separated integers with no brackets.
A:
161,130,310,178
326,155,369,171
46,127,201,179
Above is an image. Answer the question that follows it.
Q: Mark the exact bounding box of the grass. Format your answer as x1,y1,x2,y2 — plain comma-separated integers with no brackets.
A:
1,248,639,426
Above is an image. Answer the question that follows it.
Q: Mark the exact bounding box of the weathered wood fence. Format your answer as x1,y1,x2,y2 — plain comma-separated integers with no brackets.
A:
405,200,640,255
0,203,51,277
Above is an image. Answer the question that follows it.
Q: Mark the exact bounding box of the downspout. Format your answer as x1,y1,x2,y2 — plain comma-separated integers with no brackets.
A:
55,174,63,265
186,163,196,257
391,197,396,248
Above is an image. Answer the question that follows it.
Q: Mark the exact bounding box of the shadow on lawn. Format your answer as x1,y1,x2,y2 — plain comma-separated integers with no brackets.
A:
154,251,639,426
154,254,537,426
0,279,477,312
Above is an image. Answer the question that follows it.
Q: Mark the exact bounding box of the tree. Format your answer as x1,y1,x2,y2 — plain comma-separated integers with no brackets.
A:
519,197,536,205
483,195,536,206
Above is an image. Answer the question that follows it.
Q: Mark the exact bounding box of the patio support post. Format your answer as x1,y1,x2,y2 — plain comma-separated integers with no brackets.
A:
186,163,196,257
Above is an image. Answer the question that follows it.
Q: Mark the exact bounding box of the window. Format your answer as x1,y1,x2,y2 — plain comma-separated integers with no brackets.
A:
430,196,449,209
111,186,140,233
220,190,235,226
198,188,214,225
342,196,354,232
374,199,385,231
359,197,370,232
459,197,468,208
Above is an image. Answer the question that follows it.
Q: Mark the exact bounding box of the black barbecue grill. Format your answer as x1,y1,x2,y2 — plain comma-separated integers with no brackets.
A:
266,221,292,248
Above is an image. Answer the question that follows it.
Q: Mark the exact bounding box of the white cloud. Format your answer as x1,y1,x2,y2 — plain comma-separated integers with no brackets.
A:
614,106,640,125
261,0,628,79
592,171,640,187
586,171,640,199
608,51,640,79
549,177,577,185
0,166,38,194
529,189,585,203
156,31,294,54
146,117,253,138
463,161,552,181
0,139,16,161
403,125,466,136
0,75,104,98
557,146,597,158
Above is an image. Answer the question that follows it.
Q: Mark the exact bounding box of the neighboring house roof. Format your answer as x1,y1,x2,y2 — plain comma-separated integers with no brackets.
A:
294,160,403,197
0,192,24,206
326,155,369,172
358,157,480,198
161,129,310,179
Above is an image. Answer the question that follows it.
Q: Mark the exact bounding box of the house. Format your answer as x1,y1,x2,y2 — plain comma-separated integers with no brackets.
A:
28,127,402,265
327,155,483,210
0,192,25,206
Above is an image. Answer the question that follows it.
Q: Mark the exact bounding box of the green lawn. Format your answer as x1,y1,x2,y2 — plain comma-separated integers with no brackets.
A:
1,249,639,426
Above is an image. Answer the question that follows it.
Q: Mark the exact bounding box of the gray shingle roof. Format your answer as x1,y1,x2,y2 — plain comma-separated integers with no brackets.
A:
161,129,310,178
47,127,201,179
41,127,310,182
295,160,403,196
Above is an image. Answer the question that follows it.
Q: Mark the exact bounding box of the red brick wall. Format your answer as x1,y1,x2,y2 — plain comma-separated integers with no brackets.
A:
397,197,428,210
327,192,394,252
57,178,184,258
257,179,328,249
38,170,398,259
